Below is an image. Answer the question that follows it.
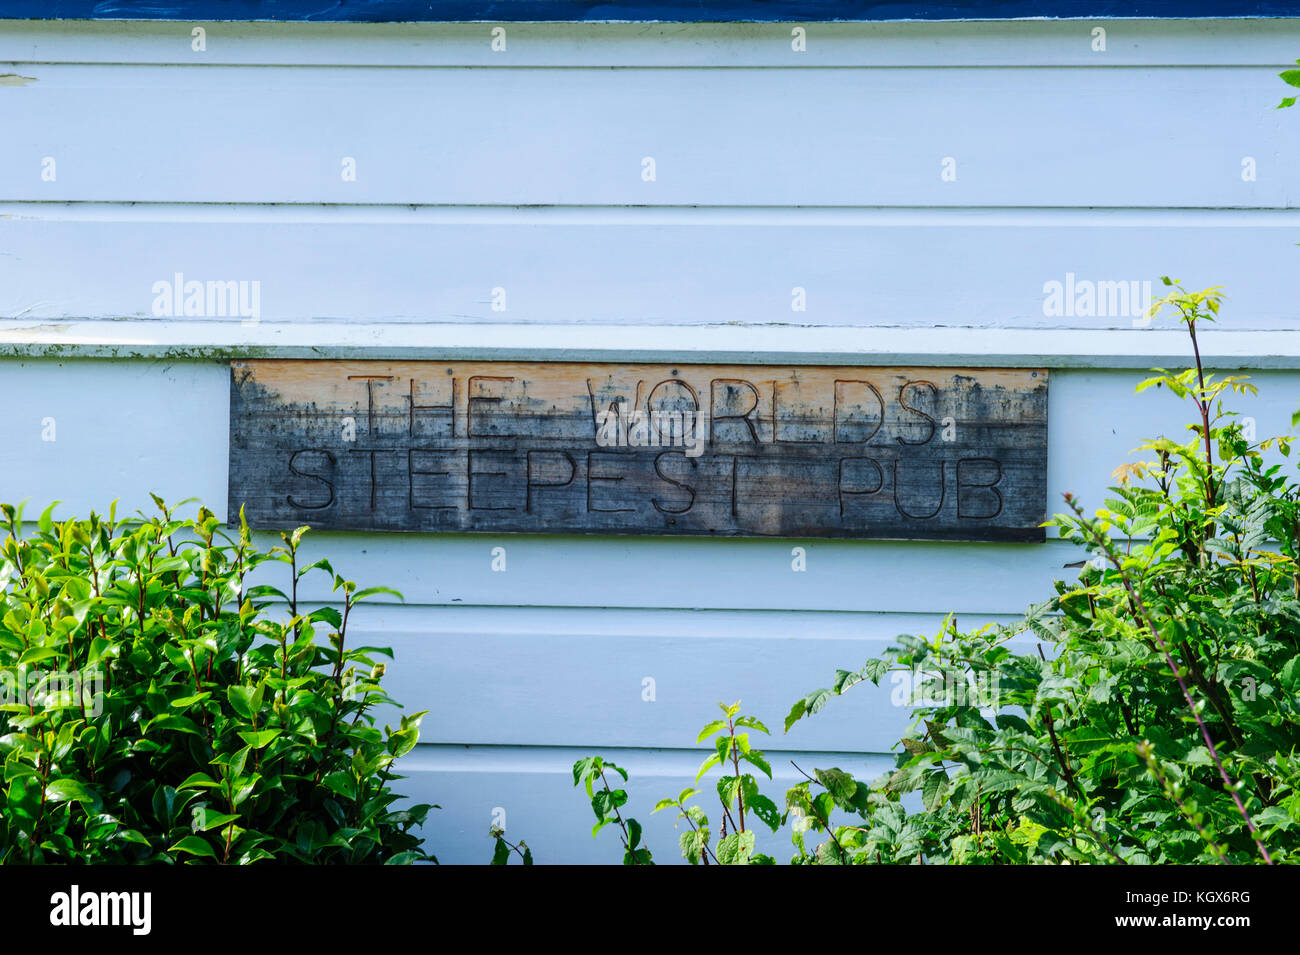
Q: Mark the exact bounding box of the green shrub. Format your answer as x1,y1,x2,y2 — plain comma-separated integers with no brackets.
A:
0,500,434,864
579,281,1300,864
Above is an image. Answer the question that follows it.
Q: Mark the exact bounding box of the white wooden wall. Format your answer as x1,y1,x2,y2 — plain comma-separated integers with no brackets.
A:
2,18,1298,863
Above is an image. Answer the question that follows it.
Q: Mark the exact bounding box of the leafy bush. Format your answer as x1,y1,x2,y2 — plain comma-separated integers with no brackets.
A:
579,281,1299,864
0,500,434,864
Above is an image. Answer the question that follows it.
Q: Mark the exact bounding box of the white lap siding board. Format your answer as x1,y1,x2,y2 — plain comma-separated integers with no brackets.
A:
1,19,1298,863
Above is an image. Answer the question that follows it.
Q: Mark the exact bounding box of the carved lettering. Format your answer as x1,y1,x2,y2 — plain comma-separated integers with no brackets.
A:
231,362,1047,541
287,449,336,510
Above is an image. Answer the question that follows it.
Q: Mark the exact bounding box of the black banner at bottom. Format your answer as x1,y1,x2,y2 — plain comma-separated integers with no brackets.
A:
0,863,1283,943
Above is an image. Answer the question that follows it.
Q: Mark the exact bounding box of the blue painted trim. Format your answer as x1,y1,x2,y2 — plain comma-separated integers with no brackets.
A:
0,1,1298,23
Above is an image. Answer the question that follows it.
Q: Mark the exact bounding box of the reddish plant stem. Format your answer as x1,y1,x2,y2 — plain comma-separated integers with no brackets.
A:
1067,496,1271,864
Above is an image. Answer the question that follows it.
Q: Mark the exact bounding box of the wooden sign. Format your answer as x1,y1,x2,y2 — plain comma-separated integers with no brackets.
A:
229,361,1048,541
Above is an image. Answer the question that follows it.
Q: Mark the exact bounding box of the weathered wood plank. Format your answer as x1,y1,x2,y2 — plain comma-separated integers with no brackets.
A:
228,360,1048,541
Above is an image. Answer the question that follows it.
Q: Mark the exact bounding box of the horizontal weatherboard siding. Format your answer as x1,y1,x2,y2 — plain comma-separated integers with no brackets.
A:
1,65,1294,208
4,213,1300,330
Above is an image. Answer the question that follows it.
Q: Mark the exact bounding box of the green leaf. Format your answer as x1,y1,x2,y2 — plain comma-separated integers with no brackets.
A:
191,811,241,832
1061,727,1116,754
970,767,1033,794
816,839,844,865
858,657,889,684
115,828,152,847
227,683,266,721
716,830,755,865
310,606,344,629
741,749,772,779
144,714,204,736
922,770,950,812
734,715,770,735
747,793,781,831
238,729,281,749
1279,656,1300,692
384,851,425,865
170,692,211,708
352,586,405,603
815,767,859,806
795,688,834,726
321,772,356,801
696,719,727,742
783,698,807,733
571,756,602,788
695,753,722,782
45,778,98,804
591,788,627,820
17,647,59,666
38,501,60,535
176,772,222,790
491,837,510,865
680,829,708,864
169,835,218,859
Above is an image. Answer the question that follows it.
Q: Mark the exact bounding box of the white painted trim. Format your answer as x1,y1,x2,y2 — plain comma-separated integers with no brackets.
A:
1,19,1298,67
3,319,1298,368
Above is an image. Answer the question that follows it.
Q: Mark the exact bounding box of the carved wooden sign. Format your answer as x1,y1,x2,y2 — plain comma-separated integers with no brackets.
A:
228,361,1048,541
